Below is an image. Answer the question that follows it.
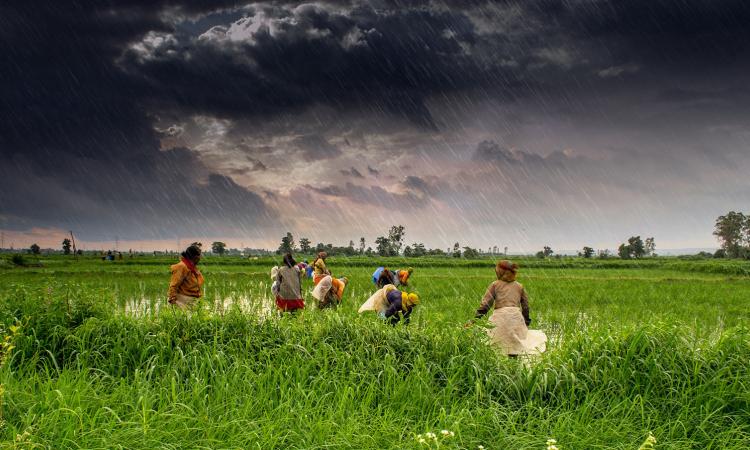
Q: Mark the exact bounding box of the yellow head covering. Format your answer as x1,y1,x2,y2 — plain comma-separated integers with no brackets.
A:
401,292,420,310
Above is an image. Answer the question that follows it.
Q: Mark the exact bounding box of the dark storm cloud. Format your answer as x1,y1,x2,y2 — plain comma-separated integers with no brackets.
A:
0,1,279,240
115,2,491,129
306,182,423,211
293,135,343,161
3,0,750,245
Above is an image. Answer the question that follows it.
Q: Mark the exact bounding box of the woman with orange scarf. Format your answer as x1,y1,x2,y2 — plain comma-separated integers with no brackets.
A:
168,244,204,309
311,251,348,307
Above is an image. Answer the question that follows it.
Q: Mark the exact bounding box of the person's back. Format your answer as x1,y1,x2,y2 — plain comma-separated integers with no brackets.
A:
487,279,525,310
169,260,203,298
375,267,395,288
277,265,302,300
275,253,305,312
382,289,419,324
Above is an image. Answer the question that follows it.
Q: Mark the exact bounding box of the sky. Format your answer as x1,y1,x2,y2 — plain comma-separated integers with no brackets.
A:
1,1,749,253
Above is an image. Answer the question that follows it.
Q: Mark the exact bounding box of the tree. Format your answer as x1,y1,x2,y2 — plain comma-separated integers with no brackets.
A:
278,232,295,254
463,246,480,259
628,236,645,258
713,211,746,258
542,246,553,257
581,246,594,258
452,242,461,258
365,246,374,256
375,236,390,256
30,243,40,255
348,240,355,251
403,246,413,257
62,238,72,255
359,237,365,254
299,238,311,253
617,243,631,259
412,243,426,257
644,237,655,256
211,241,226,255
388,225,405,255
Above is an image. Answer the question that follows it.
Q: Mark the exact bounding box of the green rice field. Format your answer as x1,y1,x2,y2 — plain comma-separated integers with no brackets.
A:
0,255,748,449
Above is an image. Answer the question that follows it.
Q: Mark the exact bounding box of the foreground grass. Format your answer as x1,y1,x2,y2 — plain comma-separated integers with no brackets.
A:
0,260,748,448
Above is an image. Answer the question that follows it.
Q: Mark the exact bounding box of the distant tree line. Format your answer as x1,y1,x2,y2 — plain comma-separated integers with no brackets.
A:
275,226,483,259
534,236,655,260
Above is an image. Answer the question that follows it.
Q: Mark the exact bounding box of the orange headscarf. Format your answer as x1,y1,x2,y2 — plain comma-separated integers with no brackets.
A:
495,260,518,282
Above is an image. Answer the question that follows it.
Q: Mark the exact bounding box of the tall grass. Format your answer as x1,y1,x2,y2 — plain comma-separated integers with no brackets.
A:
0,261,748,448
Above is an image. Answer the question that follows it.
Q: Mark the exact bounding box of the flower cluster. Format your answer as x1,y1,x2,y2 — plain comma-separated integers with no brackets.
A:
638,432,657,450
415,429,455,448
546,438,559,450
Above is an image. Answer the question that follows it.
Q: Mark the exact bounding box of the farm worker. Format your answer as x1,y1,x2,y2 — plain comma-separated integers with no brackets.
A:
305,261,314,279
168,244,204,309
372,266,396,288
296,260,309,277
312,251,331,285
359,285,420,325
467,260,546,356
312,275,349,309
275,253,305,312
395,267,413,286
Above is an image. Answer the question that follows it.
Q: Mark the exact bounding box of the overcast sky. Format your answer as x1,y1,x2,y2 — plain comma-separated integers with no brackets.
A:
2,1,749,252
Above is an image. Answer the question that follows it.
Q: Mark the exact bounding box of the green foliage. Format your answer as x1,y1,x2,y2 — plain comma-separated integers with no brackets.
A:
375,236,390,256
62,239,71,255
581,246,594,258
10,254,26,267
29,243,40,255
0,259,749,447
211,241,226,255
278,232,295,254
714,211,747,258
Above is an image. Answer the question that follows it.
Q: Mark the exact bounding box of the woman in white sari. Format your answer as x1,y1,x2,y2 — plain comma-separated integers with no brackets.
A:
469,260,546,356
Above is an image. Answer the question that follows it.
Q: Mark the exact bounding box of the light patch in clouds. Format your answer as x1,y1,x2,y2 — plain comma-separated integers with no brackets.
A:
128,31,178,62
598,63,640,78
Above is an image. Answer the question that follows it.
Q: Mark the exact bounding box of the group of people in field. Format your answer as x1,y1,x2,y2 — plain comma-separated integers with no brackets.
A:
167,244,546,356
